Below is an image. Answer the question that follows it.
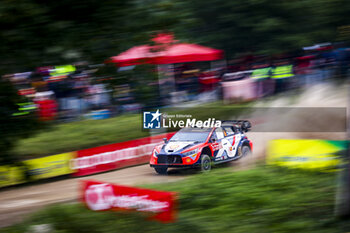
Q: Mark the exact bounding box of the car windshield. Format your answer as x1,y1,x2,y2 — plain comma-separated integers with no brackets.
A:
169,128,211,142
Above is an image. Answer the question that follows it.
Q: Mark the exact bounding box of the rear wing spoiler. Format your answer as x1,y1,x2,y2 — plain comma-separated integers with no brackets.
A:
221,120,252,132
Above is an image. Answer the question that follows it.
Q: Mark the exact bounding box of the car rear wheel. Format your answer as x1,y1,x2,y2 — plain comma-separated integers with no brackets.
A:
154,166,168,175
201,154,212,172
241,145,251,157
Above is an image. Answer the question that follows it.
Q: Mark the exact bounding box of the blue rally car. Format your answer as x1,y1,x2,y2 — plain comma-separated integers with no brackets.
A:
150,121,252,174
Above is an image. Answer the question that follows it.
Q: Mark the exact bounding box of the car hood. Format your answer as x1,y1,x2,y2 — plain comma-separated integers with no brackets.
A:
162,141,201,154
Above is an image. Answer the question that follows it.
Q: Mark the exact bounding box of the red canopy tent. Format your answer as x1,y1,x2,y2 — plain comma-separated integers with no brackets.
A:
152,43,223,64
106,35,224,100
108,45,152,67
107,41,223,67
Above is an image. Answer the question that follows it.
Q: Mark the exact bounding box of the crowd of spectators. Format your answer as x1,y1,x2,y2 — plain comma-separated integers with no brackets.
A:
5,43,350,121
6,64,112,121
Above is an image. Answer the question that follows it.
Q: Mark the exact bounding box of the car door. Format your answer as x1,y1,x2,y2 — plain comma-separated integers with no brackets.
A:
212,127,232,161
231,126,242,156
222,126,236,158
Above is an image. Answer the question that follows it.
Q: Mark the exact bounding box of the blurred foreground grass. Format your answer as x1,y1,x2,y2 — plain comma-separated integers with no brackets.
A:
3,166,349,233
13,102,251,159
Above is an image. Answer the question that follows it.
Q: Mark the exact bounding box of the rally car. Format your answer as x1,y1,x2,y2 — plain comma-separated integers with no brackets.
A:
150,121,252,174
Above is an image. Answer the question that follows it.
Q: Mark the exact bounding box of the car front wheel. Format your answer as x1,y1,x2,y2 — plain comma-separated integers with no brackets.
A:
201,154,212,172
154,166,168,175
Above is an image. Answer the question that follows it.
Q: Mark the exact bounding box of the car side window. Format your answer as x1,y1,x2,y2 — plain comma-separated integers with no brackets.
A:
214,127,225,140
233,126,240,134
223,126,235,136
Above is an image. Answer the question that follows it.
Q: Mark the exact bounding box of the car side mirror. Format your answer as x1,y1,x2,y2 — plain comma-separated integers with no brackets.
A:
211,138,216,143
163,138,168,143
242,121,251,132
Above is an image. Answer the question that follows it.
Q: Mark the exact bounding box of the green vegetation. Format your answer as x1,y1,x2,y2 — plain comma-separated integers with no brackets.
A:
13,102,251,159
183,0,350,56
1,0,350,73
2,166,350,233
0,79,41,164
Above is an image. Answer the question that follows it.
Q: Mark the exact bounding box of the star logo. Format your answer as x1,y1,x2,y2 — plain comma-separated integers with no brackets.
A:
150,109,162,122
143,109,162,129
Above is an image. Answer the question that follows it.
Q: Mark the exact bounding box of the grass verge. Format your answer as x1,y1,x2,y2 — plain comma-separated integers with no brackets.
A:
2,166,350,233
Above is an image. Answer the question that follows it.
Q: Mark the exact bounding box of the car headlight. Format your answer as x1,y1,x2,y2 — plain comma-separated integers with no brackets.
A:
182,148,199,159
152,149,159,158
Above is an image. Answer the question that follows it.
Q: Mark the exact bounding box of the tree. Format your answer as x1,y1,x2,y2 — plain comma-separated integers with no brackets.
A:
179,0,350,56
0,77,40,164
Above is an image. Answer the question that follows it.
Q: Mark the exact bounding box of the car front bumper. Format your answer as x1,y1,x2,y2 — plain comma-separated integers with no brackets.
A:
150,164,200,168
